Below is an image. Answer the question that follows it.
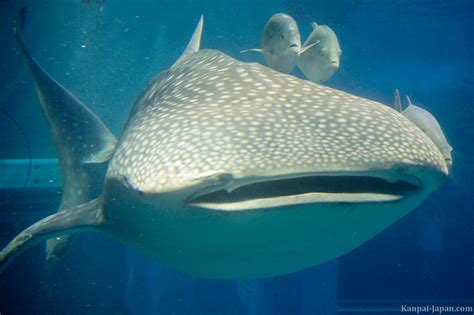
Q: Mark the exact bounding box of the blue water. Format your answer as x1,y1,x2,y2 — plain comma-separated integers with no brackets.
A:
0,0,473,314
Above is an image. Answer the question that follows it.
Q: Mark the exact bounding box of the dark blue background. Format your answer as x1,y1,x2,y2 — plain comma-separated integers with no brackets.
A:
0,0,472,314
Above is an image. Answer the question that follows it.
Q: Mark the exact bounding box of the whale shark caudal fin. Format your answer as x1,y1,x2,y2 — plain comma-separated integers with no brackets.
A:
173,15,204,67
14,8,117,165
0,198,104,273
14,8,116,261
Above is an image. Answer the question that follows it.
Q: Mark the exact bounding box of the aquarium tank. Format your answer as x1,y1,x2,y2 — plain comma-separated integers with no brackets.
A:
0,0,472,314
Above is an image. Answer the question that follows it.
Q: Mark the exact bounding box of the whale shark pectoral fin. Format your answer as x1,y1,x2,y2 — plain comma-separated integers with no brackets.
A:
240,48,264,54
0,197,104,274
173,15,204,67
394,89,403,112
299,42,319,54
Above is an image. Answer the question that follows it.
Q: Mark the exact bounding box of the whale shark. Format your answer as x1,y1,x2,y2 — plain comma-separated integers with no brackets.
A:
0,10,450,279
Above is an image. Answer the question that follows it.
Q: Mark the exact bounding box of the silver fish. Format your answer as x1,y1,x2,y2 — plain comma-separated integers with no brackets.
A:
241,13,307,74
298,22,342,83
394,90,452,167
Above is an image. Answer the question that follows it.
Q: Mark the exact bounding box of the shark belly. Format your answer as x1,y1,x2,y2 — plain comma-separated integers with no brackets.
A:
102,179,430,279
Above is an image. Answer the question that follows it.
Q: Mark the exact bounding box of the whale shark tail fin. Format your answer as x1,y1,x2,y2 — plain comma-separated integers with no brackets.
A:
14,8,117,165
13,7,116,262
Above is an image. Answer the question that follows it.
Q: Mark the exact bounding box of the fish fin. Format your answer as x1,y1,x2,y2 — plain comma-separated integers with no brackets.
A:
14,8,117,167
311,21,318,29
240,48,264,54
394,89,403,112
174,15,204,66
405,95,413,106
0,197,104,273
299,41,319,54
14,8,115,260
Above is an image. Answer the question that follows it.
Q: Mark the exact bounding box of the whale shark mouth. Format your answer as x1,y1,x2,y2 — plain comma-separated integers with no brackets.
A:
186,175,423,211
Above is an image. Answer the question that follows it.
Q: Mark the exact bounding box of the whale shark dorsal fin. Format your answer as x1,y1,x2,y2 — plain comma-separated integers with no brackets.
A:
240,48,264,54
311,21,318,29
183,14,204,56
174,15,204,66
394,89,403,112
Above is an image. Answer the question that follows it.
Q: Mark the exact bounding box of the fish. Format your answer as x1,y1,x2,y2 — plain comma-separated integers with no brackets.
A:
0,9,450,280
297,22,342,83
241,13,315,74
394,90,452,167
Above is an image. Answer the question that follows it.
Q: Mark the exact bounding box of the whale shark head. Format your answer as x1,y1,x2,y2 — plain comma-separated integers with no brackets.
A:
107,49,448,212
102,48,449,278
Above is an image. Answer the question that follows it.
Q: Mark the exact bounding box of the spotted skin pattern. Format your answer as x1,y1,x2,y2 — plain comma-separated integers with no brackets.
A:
108,50,446,193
